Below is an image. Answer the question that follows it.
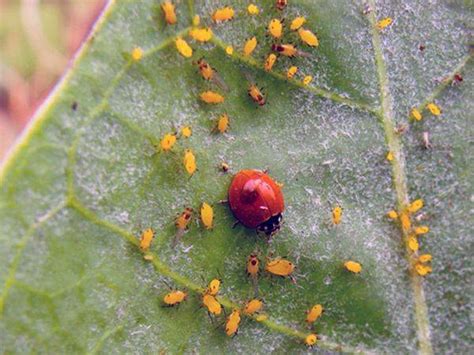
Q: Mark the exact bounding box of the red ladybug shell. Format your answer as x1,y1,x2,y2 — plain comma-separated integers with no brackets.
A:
228,170,284,229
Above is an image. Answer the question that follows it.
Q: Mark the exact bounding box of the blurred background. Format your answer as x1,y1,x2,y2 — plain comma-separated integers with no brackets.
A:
0,0,106,162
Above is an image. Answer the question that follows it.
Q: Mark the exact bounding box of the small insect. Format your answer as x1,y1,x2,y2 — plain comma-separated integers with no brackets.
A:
271,43,309,57
160,133,177,151
276,0,288,11
201,203,214,229
376,17,393,30
387,210,398,219
213,114,230,133
453,73,463,84
131,47,143,61
173,207,193,246
399,211,411,231
411,108,422,121
228,170,284,235
220,162,230,172
418,254,432,263
163,290,187,306
344,260,362,273
225,309,241,336
290,16,306,31
415,263,432,276
386,151,394,161
183,149,196,175
192,15,200,26
306,304,324,323
305,333,318,347
189,27,213,42
422,131,432,149
202,293,222,315
426,102,441,116
200,91,225,104
243,36,258,56
419,44,425,51
212,7,234,23
248,84,266,106
206,278,221,296
332,205,342,225
71,101,78,111
175,37,193,58
247,4,259,15
195,59,228,90
395,123,408,134
264,53,277,72
407,199,424,213
181,126,192,138
303,75,313,86
243,299,264,315
407,236,419,252
225,46,234,55
415,226,429,235
362,4,372,15
268,19,283,39
265,258,295,277
161,1,177,25
287,66,298,79
298,28,319,47
140,228,155,251
247,254,260,277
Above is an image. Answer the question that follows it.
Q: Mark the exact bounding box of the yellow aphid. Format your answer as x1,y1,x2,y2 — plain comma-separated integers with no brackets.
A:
247,254,260,277
344,260,362,273
143,254,154,261
163,290,187,306
202,293,222,315
264,53,277,72
411,108,422,121
192,15,200,26
426,103,441,116
201,202,214,229
386,151,394,161
213,114,228,133
161,1,177,25
175,207,193,230
225,309,241,336
400,211,411,231
415,226,429,235
408,199,424,213
243,36,257,56
200,91,224,104
212,7,234,22
415,263,432,276
189,27,213,42
265,258,295,277
183,149,197,175
207,278,221,296
181,126,192,138
306,304,324,323
290,16,306,31
175,37,193,58
247,4,259,15
419,254,432,263
305,333,318,346
387,210,399,219
332,206,342,225
298,28,319,47
268,19,283,38
131,47,143,61
256,314,268,321
140,228,155,251
160,133,177,151
303,75,313,86
287,66,298,79
407,236,419,252
376,17,393,30
272,43,298,57
225,46,234,55
243,299,264,315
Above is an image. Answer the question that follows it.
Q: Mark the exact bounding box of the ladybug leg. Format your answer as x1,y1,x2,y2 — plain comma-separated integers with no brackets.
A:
232,220,240,229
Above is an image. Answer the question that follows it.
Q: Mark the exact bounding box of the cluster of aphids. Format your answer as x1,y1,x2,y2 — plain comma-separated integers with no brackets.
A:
127,0,368,347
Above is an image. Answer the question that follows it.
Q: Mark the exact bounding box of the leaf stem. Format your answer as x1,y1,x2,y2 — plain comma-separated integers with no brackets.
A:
210,36,378,115
367,1,433,354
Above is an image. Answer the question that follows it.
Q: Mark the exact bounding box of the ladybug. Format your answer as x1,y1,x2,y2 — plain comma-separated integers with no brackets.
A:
228,169,284,236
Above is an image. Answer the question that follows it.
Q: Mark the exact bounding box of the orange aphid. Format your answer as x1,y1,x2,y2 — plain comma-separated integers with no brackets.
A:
298,28,319,47
247,254,260,277
268,19,283,39
175,37,193,58
306,304,324,323
163,290,187,306
248,84,266,106
264,53,277,72
202,293,222,315
243,299,264,315
243,36,258,56
212,7,234,22
161,1,177,25
189,27,213,42
265,258,295,277
140,228,155,251
200,91,225,104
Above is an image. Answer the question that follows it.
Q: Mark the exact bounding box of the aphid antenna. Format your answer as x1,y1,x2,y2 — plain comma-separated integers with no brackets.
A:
161,279,173,290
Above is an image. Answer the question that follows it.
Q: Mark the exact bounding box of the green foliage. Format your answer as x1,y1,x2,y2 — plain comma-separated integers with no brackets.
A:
0,0,472,353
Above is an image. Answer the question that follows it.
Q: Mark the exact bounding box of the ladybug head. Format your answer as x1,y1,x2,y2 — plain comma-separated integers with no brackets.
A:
257,214,282,236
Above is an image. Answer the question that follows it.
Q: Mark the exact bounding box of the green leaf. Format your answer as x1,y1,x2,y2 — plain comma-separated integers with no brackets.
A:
0,0,472,353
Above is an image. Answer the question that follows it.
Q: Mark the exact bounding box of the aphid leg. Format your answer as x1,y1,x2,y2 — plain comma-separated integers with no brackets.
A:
207,311,215,324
